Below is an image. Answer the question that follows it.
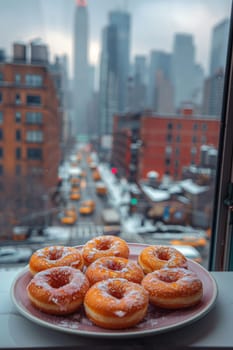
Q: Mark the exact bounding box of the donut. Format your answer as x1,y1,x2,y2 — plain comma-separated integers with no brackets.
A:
138,245,188,274
85,256,144,285
27,266,90,315
141,267,203,309
82,235,129,266
84,278,149,329
29,246,84,275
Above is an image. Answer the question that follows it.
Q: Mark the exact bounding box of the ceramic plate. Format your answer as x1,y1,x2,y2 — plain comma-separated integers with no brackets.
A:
11,243,218,338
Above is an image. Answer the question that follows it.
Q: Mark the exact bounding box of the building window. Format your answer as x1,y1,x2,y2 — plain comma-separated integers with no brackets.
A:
26,112,42,124
27,148,42,160
26,131,43,143
16,129,21,141
0,148,3,158
0,164,3,176
15,93,21,105
191,147,197,155
15,164,21,175
0,129,3,140
16,148,21,160
15,74,21,85
202,123,207,131
25,74,43,87
0,111,3,124
15,112,21,123
26,95,41,106
166,134,172,142
176,135,181,142
167,122,173,130
165,145,172,156
0,72,3,82
192,135,197,143
165,158,171,166
175,148,180,156
193,123,198,130
0,92,2,103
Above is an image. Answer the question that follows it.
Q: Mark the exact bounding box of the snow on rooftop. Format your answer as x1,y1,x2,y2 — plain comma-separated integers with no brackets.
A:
141,185,170,202
179,179,209,195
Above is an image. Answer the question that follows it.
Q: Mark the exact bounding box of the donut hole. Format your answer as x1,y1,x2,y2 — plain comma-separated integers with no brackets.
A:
157,251,170,261
49,271,70,288
109,287,124,299
48,249,63,261
96,240,111,251
158,272,179,283
106,260,124,271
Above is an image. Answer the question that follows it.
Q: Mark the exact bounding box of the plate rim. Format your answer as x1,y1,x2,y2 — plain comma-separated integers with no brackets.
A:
10,243,218,339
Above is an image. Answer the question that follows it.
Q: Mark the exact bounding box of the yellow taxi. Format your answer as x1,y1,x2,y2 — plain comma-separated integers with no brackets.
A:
170,236,207,249
60,208,77,225
92,170,101,181
96,182,107,196
79,200,95,215
70,190,81,201
70,177,80,187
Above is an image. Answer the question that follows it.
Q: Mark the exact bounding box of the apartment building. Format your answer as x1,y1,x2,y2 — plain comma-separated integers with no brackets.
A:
0,61,62,236
112,111,219,182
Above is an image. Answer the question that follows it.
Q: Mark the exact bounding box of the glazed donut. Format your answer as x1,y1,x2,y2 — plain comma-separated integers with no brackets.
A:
85,256,144,285
82,235,129,266
27,266,90,315
29,246,84,275
84,278,149,329
141,267,203,309
138,245,187,274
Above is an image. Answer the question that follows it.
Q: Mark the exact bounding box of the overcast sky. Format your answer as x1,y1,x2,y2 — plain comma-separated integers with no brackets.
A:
0,0,232,78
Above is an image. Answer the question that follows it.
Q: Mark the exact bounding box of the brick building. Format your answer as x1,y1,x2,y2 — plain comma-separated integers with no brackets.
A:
0,61,62,237
112,111,220,182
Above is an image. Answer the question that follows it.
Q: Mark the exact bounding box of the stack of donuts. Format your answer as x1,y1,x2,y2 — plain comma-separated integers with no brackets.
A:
26,235,203,330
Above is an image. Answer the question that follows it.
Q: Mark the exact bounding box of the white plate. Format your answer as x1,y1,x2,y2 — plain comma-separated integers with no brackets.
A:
11,243,218,338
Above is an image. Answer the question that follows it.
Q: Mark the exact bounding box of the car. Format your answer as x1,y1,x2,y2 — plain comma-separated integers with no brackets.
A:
170,236,207,249
70,190,81,201
60,207,77,225
79,201,95,215
96,182,108,196
92,170,101,181
0,247,32,263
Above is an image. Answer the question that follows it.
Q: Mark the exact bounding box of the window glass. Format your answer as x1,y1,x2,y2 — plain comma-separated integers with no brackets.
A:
0,0,232,276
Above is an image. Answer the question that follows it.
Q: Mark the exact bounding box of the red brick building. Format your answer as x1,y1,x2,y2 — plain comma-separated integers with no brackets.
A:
0,62,62,236
112,111,220,182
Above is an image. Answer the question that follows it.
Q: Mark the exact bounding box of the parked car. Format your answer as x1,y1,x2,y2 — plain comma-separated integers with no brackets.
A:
79,200,95,215
0,247,32,264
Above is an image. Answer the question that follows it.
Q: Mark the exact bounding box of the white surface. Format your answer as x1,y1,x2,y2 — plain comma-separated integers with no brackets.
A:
1,270,233,348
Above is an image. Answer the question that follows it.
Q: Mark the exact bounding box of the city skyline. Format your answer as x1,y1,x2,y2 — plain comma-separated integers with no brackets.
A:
0,0,231,78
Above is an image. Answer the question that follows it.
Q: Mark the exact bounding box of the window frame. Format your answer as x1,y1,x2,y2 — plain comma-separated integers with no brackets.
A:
209,4,233,271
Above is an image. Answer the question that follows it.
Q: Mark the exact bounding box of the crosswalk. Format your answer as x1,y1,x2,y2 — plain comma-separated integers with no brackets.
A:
69,223,104,245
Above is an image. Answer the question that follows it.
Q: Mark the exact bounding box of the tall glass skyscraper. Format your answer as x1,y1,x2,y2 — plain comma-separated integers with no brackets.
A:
73,0,89,138
172,33,196,110
109,10,131,113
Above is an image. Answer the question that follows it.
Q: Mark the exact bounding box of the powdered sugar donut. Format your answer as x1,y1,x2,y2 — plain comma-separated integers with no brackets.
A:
29,246,84,275
82,235,129,266
85,256,144,285
142,267,203,309
84,278,149,329
27,266,90,315
138,245,188,274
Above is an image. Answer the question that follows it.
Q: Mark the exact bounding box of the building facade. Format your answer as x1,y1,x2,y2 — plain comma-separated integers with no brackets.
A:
112,112,219,183
73,0,89,138
0,61,61,236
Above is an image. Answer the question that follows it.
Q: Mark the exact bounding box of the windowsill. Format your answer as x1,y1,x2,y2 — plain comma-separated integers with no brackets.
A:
0,267,233,349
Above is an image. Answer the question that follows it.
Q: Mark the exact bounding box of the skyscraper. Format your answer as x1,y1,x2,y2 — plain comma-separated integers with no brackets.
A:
172,33,196,110
209,18,230,76
109,10,131,113
99,10,131,136
148,50,172,111
73,0,89,138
